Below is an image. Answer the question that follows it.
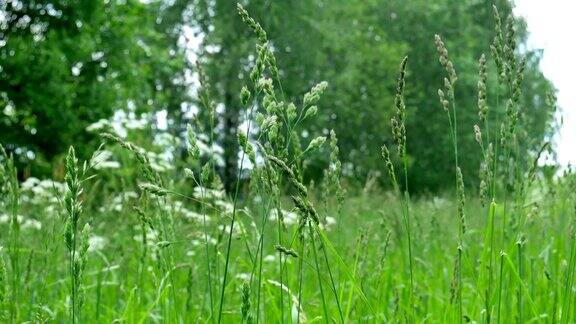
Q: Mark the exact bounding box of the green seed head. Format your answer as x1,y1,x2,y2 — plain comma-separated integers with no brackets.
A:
240,86,251,106
187,124,201,161
305,136,326,153
434,35,457,84
240,281,251,321
477,54,488,122
139,183,168,197
474,125,482,146
303,81,328,108
274,244,299,258
456,167,466,235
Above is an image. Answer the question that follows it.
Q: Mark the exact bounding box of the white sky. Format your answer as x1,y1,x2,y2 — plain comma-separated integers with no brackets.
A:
514,0,575,166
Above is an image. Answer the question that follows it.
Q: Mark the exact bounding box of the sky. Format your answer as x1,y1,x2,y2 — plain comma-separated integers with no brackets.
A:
514,0,575,166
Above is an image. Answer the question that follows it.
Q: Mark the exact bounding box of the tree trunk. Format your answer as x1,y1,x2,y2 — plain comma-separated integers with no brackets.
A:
222,87,239,193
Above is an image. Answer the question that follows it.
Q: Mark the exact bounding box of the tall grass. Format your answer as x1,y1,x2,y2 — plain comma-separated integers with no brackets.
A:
0,3,573,323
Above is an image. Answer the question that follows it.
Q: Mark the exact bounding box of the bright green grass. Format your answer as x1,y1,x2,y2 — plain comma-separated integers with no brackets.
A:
1,4,573,324
0,178,575,323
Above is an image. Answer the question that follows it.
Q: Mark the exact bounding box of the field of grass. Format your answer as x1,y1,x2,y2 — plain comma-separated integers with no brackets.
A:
0,170,575,323
1,4,575,324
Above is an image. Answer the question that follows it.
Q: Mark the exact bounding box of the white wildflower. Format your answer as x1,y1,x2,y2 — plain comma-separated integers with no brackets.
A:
269,209,298,226
88,235,107,252
21,177,40,190
264,254,276,262
235,273,250,281
86,119,111,132
193,186,226,200
91,150,121,170
22,218,42,230
215,200,233,214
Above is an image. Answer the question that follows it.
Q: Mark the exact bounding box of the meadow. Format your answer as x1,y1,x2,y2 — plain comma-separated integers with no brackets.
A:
1,3,575,324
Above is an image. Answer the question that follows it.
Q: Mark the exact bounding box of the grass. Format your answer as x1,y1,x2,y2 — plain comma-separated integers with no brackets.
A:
0,3,574,323
0,166,575,322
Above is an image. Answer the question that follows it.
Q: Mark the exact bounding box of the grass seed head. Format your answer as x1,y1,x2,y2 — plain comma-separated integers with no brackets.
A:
266,47,280,82
275,244,299,258
77,223,91,275
260,115,278,134
456,166,466,235
391,56,408,158
155,241,173,249
305,136,326,154
267,155,307,197
134,206,154,230
491,42,505,82
486,143,494,178
64,220,73,250
449,250,461,304
438,89,449,112
238,131,256,165
505,14,517,79
511,56,527,104
479,180,488,207
492,5,503,45
434,35,457,84
443,77,454,100
139,183,168,197
291,195,319,225
258,77,274,96
65,147,78,193
201,162,211,185
250,44,268,85
500,123,507,147
237,3,267,43
474,124,482,146
304,105,318,120
184,168,195,180
240,86,251,106
477,54,488,122
329,130,341,170
491,5,506,81
101,132,161,185
187,124,201,161
240,281,251,322
64,146,83,230
303,81,328,108
381,145,397,188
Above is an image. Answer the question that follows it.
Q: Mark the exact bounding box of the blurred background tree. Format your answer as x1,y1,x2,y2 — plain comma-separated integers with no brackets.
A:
187,0,554,192
0,0,555,192
0,0,188,176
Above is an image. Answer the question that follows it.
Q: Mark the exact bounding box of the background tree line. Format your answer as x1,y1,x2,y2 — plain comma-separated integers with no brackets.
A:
0,0,555,192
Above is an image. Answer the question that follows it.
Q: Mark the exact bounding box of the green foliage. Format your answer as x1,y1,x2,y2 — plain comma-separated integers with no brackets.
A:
188,0,554,192
0,0,188,175
0,0,555,193
0,4,566,322
1,152,575,322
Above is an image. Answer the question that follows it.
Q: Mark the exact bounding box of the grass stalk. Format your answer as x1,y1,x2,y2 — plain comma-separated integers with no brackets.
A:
309,224,329,323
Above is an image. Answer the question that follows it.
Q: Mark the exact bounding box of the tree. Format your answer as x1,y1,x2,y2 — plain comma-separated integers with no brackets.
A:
188,0,554,192
2,0,554,193
188,0,403,190
377,0,555,191
0,0,188,176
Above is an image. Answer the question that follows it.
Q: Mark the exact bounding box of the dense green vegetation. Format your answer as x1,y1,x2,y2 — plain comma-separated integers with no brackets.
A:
1,0,555,190
193,0,556,191
0,1,571,323
0,1,189,174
